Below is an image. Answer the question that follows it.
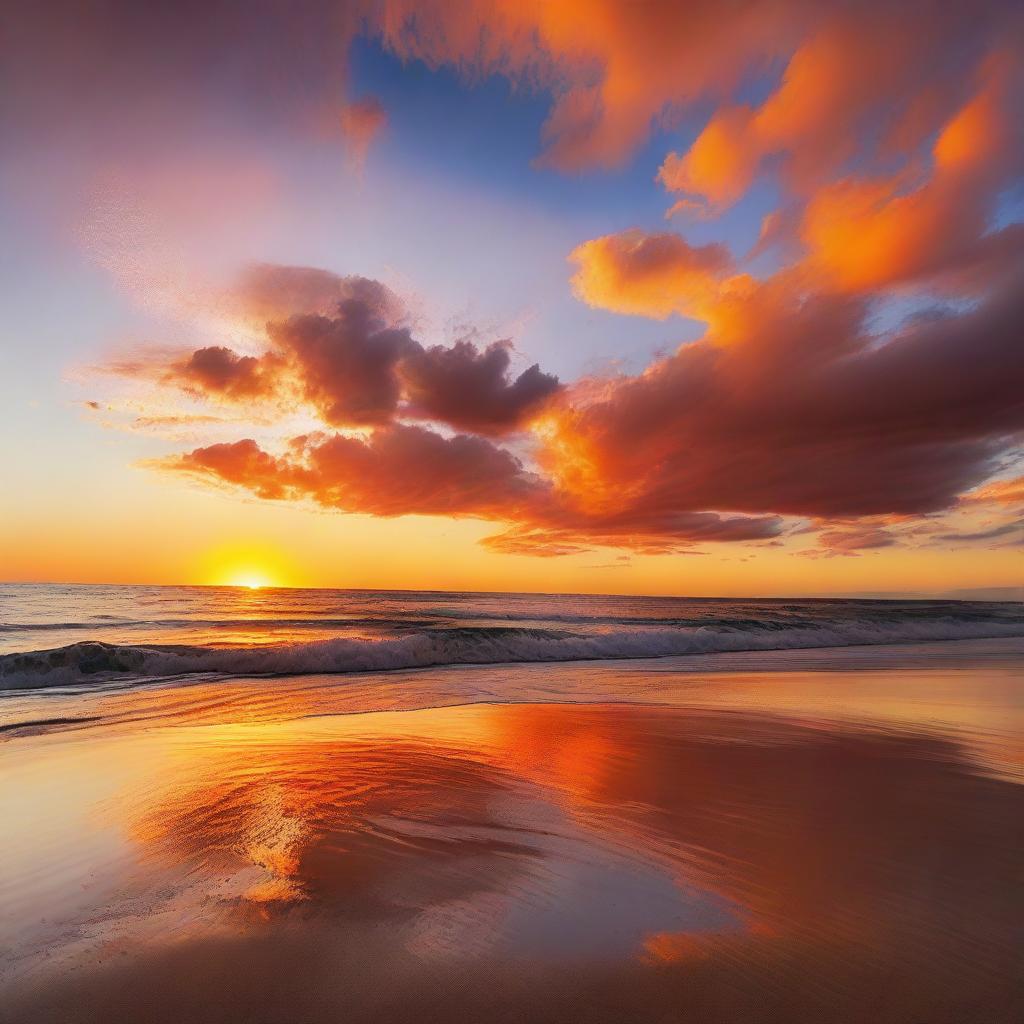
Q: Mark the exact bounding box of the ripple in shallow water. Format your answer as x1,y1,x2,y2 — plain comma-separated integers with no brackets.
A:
2,682,1022,1023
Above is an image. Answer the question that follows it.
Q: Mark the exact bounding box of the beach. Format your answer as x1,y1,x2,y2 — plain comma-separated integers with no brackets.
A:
7,3,1024,1018
2,622,1022,1023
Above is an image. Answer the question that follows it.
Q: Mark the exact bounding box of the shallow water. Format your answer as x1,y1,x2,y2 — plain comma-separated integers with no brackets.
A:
2,638,1022,1023
3,584,1023,689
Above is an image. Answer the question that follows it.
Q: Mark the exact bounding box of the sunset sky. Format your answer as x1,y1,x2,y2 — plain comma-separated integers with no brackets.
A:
2,0,1022,595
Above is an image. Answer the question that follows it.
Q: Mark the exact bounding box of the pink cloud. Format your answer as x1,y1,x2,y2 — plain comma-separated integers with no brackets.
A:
339,96,388,170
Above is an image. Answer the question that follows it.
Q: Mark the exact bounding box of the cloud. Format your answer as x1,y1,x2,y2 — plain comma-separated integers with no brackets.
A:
800,59,1022,293
481,513,782,558
664,198,709,221
369,0,812,170
656,9,1017,210
161,426,782,555
933,521,1024,543
268,306,416,427
115,265,561,435
163,425,542,518
229,264,406,327
400,340,561,435
816,525,897,554
965,476,1024,506
339,96,387,170
115,249,1024,557
4,1,360,149
658,106,760,209
531,267,1024,532
569,230,733,320
575,62,1022,330
168,438,295,501
168,346,284,400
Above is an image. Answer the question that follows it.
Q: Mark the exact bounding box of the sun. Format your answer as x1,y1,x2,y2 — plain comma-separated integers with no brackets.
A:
197,542,294,590
226,571,274,590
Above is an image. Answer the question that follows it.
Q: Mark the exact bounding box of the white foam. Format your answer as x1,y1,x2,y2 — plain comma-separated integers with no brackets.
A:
4,617,1024,691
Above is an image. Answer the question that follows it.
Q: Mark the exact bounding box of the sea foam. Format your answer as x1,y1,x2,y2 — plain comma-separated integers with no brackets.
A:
4,617,1024,690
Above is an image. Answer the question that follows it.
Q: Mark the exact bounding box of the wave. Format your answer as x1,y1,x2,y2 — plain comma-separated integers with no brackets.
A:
4,617,1024,691
0,616,437,633
6,604,1019,635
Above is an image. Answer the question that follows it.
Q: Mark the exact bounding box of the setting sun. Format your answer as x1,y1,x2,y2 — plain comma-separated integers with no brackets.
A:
195,541,296,590
227,572,272,590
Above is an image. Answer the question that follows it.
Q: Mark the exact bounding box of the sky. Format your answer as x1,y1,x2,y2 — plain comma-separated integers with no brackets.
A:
1,0,1022,596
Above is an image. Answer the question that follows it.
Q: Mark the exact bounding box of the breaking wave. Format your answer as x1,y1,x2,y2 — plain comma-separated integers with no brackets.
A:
4,617,1024,691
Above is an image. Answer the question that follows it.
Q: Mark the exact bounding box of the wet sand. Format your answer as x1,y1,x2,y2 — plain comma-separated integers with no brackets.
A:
2,642,1022,1023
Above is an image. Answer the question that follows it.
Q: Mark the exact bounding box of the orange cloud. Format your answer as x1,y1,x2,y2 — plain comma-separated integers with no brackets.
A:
530,268,1024,536
965,477,1024,506
165,425,541,518
656,9,1013,211
11,1,1018,184
801,60,1021,292
163,428,782,555
371,0,808,170
114,251,1024,557
658,106,759,209
575,57,1020,329
49,2,1024,558
569,230,733,320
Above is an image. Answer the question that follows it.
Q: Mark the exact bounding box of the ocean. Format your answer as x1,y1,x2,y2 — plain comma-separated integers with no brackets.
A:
3,585,1023,1023
2,583,1023,690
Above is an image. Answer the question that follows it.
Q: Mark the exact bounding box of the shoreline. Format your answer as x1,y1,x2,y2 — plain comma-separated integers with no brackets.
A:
3,649,1022,1022
4,638,1021,781
4,631,1024,696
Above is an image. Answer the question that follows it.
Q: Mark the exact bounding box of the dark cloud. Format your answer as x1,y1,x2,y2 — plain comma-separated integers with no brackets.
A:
2,0,360,150
169,346,282,399
536,269,1024,533
269,307,415,427
400,340,561,435
141,258,1024,555
143,266,561,434
934,521,1023,543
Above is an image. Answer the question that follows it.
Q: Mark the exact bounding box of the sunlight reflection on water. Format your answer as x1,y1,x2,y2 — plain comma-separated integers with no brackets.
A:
1,645,1022,1023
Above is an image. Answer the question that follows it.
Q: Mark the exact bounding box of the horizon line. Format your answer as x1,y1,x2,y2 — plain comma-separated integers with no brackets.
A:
2,580,1021,604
